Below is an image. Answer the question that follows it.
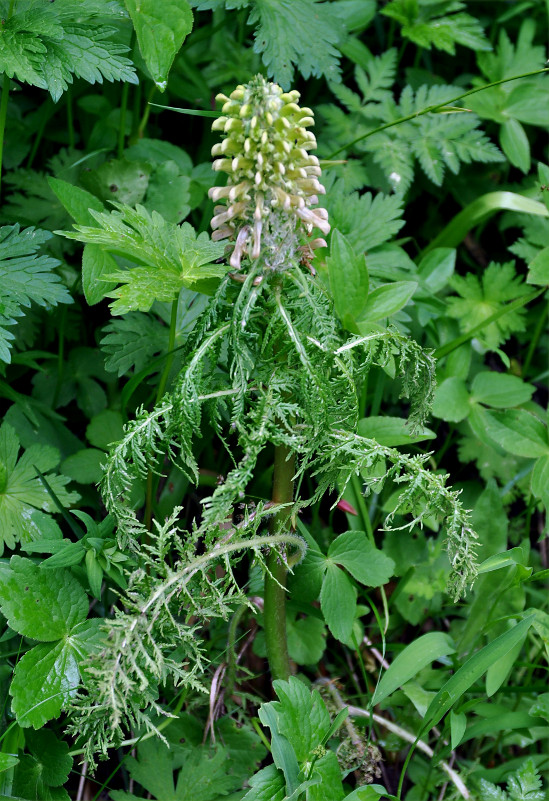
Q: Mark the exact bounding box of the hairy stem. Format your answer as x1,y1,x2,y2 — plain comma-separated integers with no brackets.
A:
264,444,295,681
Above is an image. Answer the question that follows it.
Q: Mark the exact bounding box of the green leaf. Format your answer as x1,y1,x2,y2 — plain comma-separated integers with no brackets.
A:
358,281,417,322
470,372,534,408
100,313,170,376
425,191,548,254
59,204,226,313
382,0,490,54
61,448,105,484
82,244,118,306
327,230,369,330
242,764,285,801
307,750,344,801
11,620,100,728
416,248,456,294
287,616,326,665
86,410,125,451
80,159,151,207
325,182,405,253
268,677,332,764
373,632,456,706
258,704,300,796
423,614,536,729
16,729,72,788
328,531,395,587
0,555,87,639
47,177,105,226
0,225,72,363
431,377,470,422
125,0,193,90
320,563,356,642
500,118,530,173
450,710,466,750
0,3,138,102
0,754,19,773
247,0,344,89
531,454,549,509
483,409,549,458
526,246,549,286
486,628,527,697
357,416,435,446
0,424,79,553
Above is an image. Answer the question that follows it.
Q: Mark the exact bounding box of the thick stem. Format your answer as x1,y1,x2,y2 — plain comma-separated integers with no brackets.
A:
264,444,295,681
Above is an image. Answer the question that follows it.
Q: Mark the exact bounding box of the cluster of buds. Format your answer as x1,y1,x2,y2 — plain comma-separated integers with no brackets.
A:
208,74,330,271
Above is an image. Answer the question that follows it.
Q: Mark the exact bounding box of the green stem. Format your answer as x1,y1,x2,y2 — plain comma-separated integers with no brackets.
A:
328,67,549,159
225,603,248,698
137,83,156,140
0,74,11,199
264,444,295,681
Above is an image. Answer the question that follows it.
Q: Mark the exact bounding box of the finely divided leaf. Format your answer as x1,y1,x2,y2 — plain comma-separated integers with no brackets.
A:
0,225,72,363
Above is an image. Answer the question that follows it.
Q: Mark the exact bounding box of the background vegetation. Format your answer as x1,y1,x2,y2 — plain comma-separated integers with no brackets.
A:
0,0,547,799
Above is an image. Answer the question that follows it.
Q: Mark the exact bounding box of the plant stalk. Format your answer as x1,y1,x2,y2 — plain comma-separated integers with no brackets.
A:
264,444,295,681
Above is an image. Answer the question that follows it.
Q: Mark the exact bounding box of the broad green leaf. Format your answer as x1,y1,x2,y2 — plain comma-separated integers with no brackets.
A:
470,372,534,408
0,556,87,640
531,454,549,508
373,632,456,705
359,281,417,322
61,448,105,484
320,563,356,642
307,750,344,801
416,247,456,293
80,159,151,207
500,118,530,173
327,230,368,330
258,704,300,796
423,614,536,729
483,409,549,458
86,410,125,451
431,377,470,422
486,629,527,696
125,0,193,90
343,787,395,801
287,616,326,665
269,678,331,764
242,765,285,801
477,547,527,575
11,620,100,728
47,177,104,226
450,710,467,750
0,754,18,773
328,531,395,587
16,729,72,788
82,244,118,306
526,245,549,286
357,416,435,446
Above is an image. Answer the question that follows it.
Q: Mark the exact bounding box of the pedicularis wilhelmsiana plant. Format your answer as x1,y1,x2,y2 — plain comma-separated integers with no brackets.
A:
0,2,547,800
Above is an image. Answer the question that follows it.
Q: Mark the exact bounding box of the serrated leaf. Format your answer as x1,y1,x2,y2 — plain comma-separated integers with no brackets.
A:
0,556,88,640
0,423,79,553
268,677,332,763
247,0,344,90
326,182,405,252
11,619,101,729
242,764,285,801
125,0,193,90
0,225,72,363
59,204,226,313
100,313,170,375
483,409,549,459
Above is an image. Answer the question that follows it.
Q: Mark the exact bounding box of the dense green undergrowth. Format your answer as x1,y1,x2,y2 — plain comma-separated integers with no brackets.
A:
0,1,547,799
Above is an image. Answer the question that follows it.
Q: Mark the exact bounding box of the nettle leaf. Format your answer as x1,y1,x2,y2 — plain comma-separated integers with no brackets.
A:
0,423,79,553
325,179,405,252
100,313,170,376
59,204,227,313
447,262,530,349
125,0,193,90
0,557,101,728
382,0,490,54
0,1,138,102
0,224,72,363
